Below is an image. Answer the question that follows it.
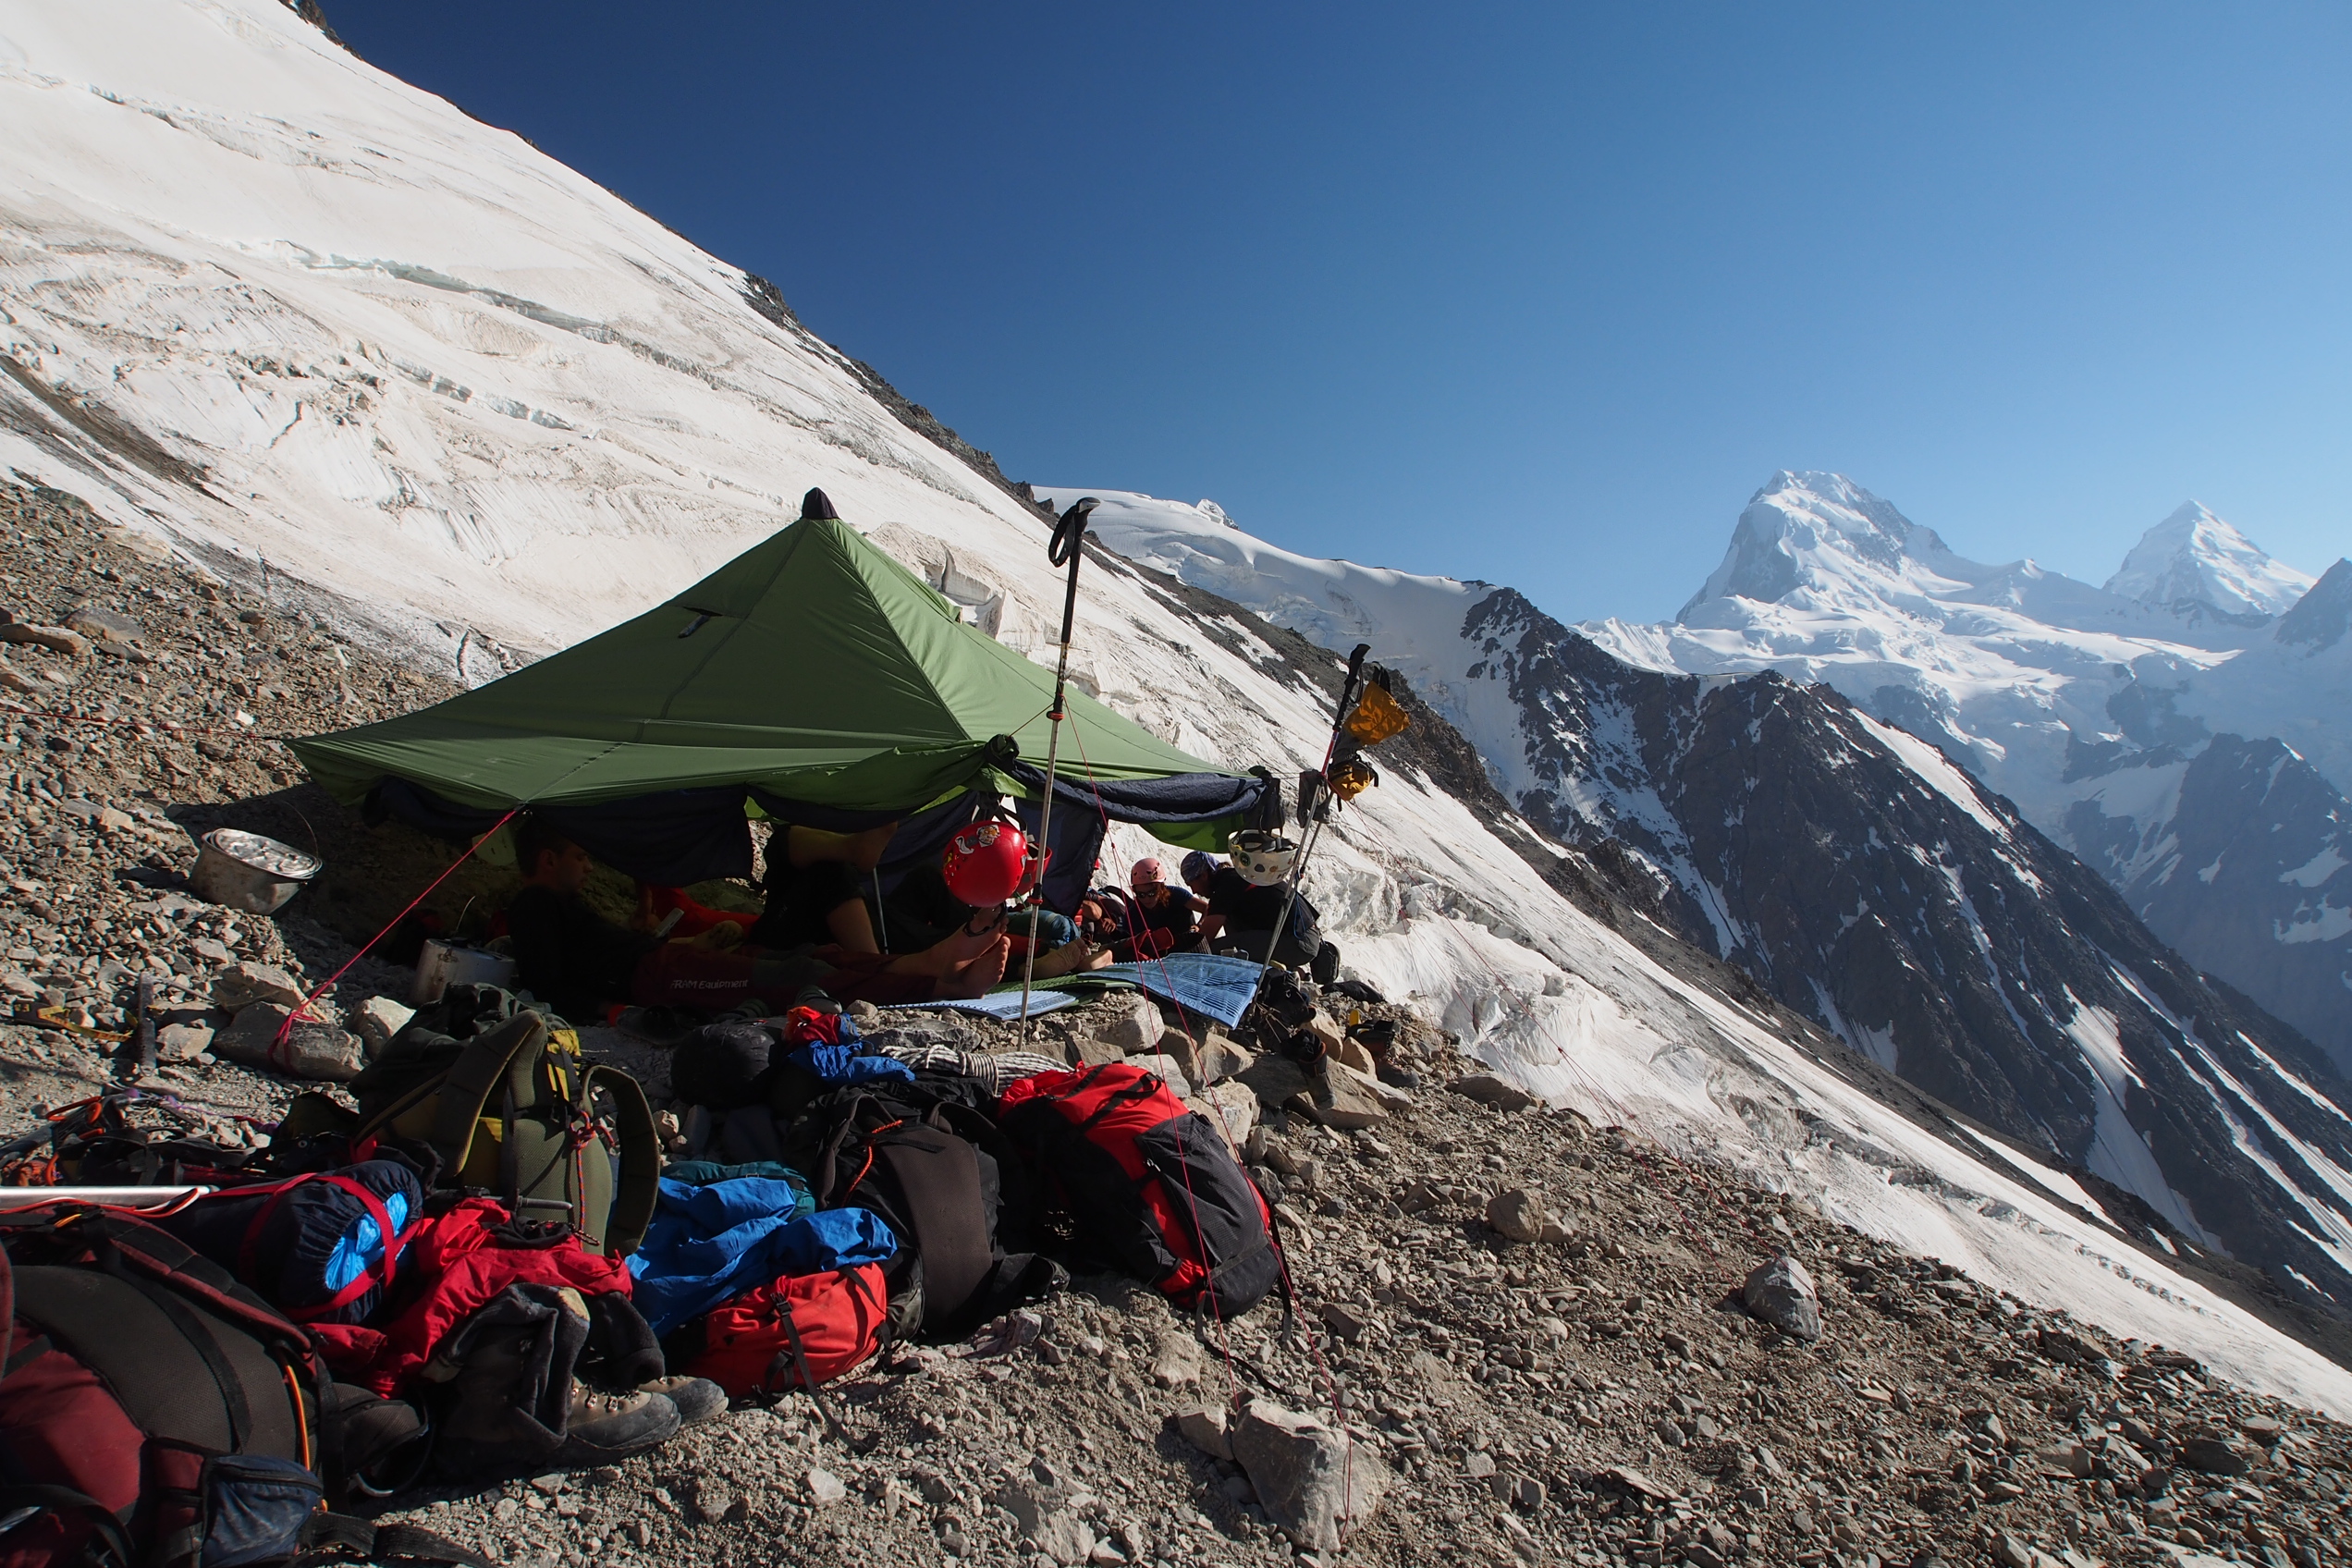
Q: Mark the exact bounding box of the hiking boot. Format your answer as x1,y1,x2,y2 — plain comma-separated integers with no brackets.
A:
552,1379,681,1465
635,1375,727,1427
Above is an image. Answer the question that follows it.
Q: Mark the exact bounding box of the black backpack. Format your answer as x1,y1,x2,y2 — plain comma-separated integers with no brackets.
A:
788,1080,1062,1341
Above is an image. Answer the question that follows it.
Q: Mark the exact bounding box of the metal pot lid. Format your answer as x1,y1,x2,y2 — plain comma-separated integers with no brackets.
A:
202,827,321,881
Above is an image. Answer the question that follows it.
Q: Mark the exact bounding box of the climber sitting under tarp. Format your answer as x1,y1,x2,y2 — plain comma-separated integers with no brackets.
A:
506,820,1012,1019
288,488,1271,1001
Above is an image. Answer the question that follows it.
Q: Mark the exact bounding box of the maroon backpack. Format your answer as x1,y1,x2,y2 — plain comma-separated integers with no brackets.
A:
0,1203,478,1568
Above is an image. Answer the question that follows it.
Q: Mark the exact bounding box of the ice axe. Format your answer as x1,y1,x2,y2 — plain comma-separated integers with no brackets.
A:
1019,496,1099,1030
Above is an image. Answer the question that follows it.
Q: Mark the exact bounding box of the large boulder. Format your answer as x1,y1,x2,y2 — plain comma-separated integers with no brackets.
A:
1740,1253,1823,1341
1230,1398,1390,1552
1449,1072,1537,1111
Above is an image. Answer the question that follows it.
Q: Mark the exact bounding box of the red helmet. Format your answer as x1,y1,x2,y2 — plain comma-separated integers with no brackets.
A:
942,818,1035,906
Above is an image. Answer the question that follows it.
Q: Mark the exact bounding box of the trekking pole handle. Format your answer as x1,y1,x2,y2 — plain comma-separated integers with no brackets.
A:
1048,497,1097,650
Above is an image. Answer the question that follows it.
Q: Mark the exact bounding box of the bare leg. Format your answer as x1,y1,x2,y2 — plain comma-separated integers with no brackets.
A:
824,896,879,954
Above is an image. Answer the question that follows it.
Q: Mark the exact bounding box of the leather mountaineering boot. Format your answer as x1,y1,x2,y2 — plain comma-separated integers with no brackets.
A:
632,1375,728,1427
551,1378,680,1465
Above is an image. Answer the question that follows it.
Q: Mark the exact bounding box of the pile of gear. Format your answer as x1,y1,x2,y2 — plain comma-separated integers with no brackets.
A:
0,977,1287,1568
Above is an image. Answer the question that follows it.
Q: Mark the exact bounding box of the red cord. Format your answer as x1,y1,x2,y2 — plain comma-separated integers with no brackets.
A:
273,804,524,1048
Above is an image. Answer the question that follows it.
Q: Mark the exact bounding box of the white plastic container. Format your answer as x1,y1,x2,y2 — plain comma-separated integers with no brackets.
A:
410,939,518,1006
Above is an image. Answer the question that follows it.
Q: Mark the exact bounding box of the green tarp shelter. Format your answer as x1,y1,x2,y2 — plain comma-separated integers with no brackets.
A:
291,494,1268,897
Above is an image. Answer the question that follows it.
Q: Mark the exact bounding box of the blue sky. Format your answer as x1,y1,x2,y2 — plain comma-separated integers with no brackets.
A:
332,1,2352,623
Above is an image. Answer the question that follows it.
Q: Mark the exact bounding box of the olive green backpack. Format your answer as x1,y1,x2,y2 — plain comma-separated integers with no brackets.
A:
288,986,659,1256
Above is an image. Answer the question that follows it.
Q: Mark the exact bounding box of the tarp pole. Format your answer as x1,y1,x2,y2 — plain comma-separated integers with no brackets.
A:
1262,643,1369,979
1021,497,1099,1031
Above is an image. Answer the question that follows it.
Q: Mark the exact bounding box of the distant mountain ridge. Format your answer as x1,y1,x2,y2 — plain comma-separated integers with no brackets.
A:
1586,472,2352,1074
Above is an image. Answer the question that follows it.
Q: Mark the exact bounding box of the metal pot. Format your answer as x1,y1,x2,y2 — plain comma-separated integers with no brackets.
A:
188,828,321,914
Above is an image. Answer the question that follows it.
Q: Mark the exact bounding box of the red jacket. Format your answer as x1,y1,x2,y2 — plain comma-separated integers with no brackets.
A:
317,1199,633,1395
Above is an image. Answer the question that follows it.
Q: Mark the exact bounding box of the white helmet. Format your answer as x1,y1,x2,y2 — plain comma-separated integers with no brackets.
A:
1230,828,1298,887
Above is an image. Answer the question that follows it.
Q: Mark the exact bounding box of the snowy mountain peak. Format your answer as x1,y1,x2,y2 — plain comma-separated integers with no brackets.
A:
2276,557,2352,653
1676,470,1957,622
2103,501,2315,623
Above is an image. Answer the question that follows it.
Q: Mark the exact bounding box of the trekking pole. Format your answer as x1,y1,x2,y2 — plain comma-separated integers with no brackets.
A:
1260,644,1369,979
1020,496,1099,1030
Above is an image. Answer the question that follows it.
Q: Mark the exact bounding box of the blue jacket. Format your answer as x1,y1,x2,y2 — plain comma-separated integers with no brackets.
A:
627,1174,896,1336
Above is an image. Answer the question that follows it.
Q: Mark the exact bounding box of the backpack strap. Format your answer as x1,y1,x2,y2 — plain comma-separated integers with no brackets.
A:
409,1012,551,1178
762,1294,846,1440
0,1484,136,1568
296,1510,496,1568
1074,1072,1165,1134
583,1065,659,1257
870,1129,991,1330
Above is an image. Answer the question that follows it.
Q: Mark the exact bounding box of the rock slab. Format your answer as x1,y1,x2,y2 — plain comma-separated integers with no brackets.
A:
1230,1398,1390,1552
1741,1252,1823,1341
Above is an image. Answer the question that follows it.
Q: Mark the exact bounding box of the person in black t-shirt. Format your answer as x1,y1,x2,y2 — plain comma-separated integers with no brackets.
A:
1181,851,1341,985
743,822,899,952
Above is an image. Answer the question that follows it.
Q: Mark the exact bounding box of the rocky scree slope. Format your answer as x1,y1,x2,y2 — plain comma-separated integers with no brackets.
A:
18,469,2352,1568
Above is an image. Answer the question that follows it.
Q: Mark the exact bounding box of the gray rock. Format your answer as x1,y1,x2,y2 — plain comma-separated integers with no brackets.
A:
155,1020,215,1060
1126,1052,1196,1096
2177,1435,2251,1476
1310,1062,1394,1130
1741,1253,1823,1341
1486,1187,1558,1243
211,960,306,1012
1196,1033,1255,1083
63,605,144,646
990,1479,1094,1566
805,1468,847,1505
208,1003,363,1082
1191,1079,1259,1146
1098,992,1160,1054
1317,1301,1367,1342
1175,1403,1233,1461
1148,1329,1201,1389
1448,1073,1537,1111
1463,1451,1497,1478
349,995,414,1058
1230,1399,1390,1553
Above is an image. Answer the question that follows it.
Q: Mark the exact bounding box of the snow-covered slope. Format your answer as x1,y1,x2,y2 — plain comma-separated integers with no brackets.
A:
6,0,2350,1410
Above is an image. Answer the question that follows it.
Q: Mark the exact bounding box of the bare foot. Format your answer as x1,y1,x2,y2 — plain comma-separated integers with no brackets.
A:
941,936,1010,999
934,914,1007,968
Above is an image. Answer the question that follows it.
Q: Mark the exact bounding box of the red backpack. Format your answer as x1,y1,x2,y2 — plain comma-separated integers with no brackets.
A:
679,1263,888,1401
996,1061,1281,1316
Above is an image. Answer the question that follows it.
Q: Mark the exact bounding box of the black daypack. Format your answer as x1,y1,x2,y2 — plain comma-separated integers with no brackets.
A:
0,1204,465,1568
789,1081,1061,1341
